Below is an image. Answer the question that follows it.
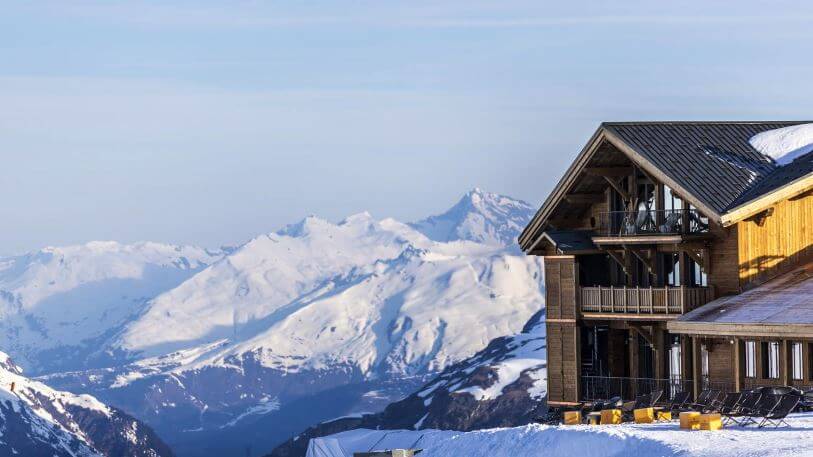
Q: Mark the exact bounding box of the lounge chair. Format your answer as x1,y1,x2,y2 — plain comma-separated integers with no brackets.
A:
689,390,718,412
666,391,692,414
724,391,762,426
713,392,742,415
758,394,801,428
739,394,779,427
622,394,652,421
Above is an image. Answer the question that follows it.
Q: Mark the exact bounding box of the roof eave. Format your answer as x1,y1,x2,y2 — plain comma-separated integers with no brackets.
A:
721,172,813,226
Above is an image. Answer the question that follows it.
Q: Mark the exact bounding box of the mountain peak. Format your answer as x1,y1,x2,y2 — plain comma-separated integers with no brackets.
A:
409,189,535,246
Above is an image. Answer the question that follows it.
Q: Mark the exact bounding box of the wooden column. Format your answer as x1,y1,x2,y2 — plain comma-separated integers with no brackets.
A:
653,327,665,379
691,336,701,399
781,340,789,386
629,329,639,398
681,335,692,393
733,338,742,393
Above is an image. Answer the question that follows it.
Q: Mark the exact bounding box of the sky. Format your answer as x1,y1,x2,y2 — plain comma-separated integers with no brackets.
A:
1,1,812,254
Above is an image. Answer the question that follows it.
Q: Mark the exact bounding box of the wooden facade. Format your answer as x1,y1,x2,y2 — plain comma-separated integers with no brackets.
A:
521,122,813,405
737,191,813,288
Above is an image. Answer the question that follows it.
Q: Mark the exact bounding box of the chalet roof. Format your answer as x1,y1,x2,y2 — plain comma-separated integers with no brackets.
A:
668,259,813,337
727,151,813,210
539,230,597,254
519,121,812,251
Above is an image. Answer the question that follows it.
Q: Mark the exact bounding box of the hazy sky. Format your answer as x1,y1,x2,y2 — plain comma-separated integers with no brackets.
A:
2,1,812,254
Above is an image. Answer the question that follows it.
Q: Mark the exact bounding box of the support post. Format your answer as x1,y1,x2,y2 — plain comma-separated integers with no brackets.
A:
692,336,701,399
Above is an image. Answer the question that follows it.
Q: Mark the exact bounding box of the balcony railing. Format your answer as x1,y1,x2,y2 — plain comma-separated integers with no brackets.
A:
596,209,709,237
580,286,713,315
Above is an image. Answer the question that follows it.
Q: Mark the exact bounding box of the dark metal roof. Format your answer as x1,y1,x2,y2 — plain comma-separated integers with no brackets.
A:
727,151,813,210
519,121,813,251
540,230,597,254
603,122,805,214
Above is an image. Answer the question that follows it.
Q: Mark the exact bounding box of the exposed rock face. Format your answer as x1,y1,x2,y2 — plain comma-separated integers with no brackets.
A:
0,351,173,457
269,312,547,457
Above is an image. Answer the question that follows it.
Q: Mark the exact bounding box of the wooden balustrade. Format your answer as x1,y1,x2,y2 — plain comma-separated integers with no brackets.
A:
580,286,713,315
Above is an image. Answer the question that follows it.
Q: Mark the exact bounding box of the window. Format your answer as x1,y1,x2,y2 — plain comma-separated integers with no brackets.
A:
745,341,757,378
792,342,804,381
689,258,708,287
669,337,682,397
664,185,683,212
663,252,681,286
762,341,780,379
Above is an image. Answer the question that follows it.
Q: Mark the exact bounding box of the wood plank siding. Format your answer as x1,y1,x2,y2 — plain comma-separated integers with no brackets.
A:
544,256,580,403
737,191,813,288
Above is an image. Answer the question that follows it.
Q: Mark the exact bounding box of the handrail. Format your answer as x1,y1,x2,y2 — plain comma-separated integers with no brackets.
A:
596,209,709,237
580,286,713,315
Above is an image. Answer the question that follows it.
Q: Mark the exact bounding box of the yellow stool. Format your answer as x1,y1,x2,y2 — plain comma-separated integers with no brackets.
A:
699,413,723,430
600,409,622,425
563,411,582,425
587,413,601,425
680,411,701,430
656,411,672,421
634,407,655,424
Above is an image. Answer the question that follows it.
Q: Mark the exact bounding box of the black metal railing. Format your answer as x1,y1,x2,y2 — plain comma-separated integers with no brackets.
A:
596,209,709,237
581,376,693,402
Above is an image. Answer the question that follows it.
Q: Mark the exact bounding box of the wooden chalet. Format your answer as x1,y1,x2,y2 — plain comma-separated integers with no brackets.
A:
518,121,813,406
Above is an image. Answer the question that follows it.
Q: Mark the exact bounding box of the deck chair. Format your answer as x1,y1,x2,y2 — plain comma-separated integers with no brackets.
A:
667,391,692,414
714,392,742,416
689,390,715,411
659,212,681,233
648,389,664,407
703,391,728,413
739,394,779,427
758,394,801,428
622,394,652,421
724,391,762,425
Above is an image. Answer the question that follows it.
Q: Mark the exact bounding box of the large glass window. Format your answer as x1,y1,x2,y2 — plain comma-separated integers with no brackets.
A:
792,342,804,381
745,341,757,378
690,259,708,287
663,252,681,286
762,342,780,379
664,185,683,212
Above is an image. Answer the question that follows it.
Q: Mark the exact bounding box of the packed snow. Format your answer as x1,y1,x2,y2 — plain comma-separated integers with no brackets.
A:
749,123,813,166
309,415,813,457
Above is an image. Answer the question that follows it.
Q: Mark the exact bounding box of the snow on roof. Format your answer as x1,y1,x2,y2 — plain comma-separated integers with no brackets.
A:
749,123,813,166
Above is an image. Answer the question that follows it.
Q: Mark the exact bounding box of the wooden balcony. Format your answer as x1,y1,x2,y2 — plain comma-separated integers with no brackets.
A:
580,286,713,317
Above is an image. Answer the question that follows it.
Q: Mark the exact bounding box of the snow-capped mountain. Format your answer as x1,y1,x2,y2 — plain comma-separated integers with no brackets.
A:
410,188,536,247
269,311,547,457
25,189,543,456
0,351,173,456
0,241,225,373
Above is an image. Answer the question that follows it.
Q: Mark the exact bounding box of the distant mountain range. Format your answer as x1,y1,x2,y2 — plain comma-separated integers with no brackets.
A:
0,188,545,456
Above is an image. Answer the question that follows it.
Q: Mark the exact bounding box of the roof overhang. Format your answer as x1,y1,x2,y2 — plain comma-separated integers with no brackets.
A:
518,124,724,253
668,259,813,338
721,172,813,227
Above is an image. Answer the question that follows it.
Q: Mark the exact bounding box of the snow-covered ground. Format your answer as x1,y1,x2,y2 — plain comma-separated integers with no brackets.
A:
310,413,813,457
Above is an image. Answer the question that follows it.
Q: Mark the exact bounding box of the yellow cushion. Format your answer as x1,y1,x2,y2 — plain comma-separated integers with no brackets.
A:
563,411,581,425
656,411,672,421
699,413,723,430
679,411,701,430
600,409,622,425
634,407,655,424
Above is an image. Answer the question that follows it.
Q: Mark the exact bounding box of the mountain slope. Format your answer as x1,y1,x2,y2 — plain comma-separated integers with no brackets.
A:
0,351,173,456
0,241,224,373
269,311,547,457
